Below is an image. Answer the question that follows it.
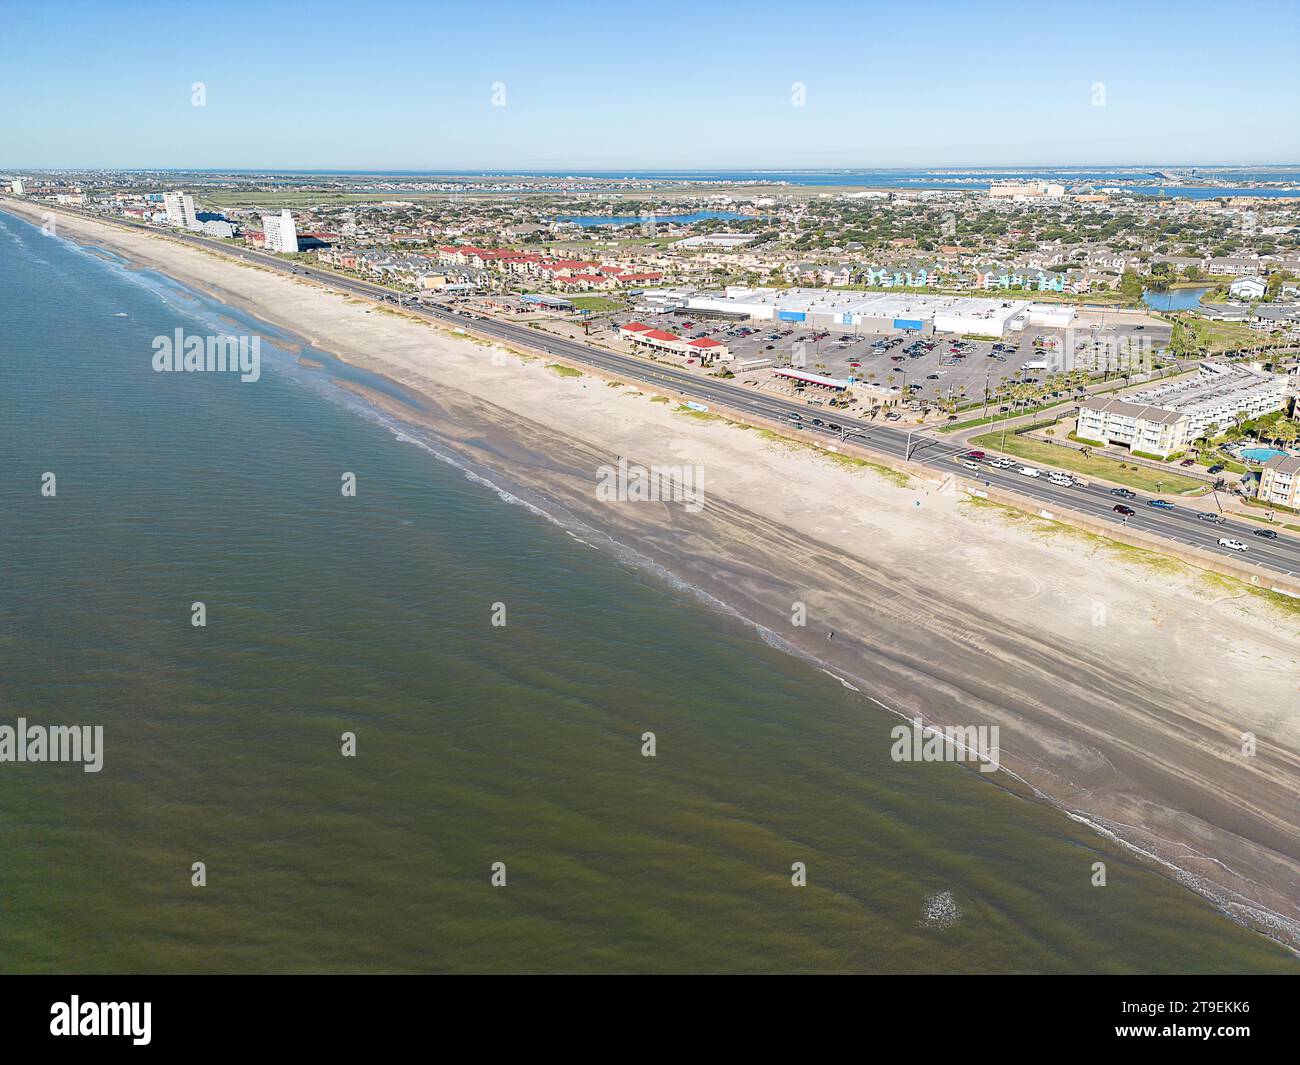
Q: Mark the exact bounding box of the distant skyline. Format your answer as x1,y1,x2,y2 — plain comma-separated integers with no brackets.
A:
3,0,1298,170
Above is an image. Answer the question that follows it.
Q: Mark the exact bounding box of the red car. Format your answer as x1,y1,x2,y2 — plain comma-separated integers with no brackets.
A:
1179,458,1196,467
965,451,986,460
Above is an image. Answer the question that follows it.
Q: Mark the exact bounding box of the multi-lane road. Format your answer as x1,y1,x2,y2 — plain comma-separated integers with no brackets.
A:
23,203,1300,581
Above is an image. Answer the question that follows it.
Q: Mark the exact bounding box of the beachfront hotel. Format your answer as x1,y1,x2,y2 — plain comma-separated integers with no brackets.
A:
261,209,299,254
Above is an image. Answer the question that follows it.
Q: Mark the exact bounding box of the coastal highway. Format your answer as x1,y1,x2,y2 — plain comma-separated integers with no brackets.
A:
22,204,1300,581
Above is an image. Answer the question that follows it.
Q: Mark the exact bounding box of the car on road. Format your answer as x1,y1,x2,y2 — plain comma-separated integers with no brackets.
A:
1110,488,1136,499
1208,464,1225,474
1048,474,1073,487
1197,512,1226,524
811,418,824,426
786,412,803,422
1179,458,1196,467
965,451,986,460
1217,537,1248,552
1252,528,1278,539
1113,504,1136,516
1017,466,1041,478
1147,499,1174,509
961,460,980,471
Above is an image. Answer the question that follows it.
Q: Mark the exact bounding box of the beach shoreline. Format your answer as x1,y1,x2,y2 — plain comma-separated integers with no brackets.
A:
9,201,1298,956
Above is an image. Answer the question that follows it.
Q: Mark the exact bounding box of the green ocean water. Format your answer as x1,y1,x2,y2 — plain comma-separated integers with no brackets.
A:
0,210,1293,973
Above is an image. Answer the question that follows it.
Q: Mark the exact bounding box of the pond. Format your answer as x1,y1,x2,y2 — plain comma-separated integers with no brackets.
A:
1141,286,1212,311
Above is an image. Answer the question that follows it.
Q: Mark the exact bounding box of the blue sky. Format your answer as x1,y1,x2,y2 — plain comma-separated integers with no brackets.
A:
2,0,1297,170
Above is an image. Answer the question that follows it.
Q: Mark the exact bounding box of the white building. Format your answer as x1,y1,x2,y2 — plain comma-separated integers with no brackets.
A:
661,286,1037,338
989,181,1066,200
201,219,235,239
1077,362,1289,458
163,191,198,229
261,210,299,253
10,178,24,195
1229,276,1267,301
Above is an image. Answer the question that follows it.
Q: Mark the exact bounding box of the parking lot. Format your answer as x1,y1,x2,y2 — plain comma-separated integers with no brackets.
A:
595,308,1168,422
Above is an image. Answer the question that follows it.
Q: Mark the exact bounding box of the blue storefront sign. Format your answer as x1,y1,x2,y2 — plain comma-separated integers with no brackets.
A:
893,318,924,331
778,310,806,322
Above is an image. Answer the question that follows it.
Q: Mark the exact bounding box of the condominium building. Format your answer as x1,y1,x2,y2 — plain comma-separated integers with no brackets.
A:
10,177,24,195
1077,362,1290,458
163,191,198,229
1075,399,1189,458
260,209,299,254
1257,454,1300,508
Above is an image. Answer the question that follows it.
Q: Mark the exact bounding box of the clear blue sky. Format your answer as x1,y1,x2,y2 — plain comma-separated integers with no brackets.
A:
2,0,1296,170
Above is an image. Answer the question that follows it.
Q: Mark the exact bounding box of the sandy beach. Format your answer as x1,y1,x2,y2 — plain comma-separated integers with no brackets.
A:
10,201,1299,954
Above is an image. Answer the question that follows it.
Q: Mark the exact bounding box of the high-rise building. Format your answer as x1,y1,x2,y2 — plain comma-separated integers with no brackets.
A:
261,209,299,253
163,191,198,228
10,178,25,195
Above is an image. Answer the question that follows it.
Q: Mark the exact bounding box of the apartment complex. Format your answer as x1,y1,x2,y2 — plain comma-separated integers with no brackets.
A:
1075,399,1189,458
1257,454,1300,508
1077,362,1290,458
163,191,197,229
261,209,299,254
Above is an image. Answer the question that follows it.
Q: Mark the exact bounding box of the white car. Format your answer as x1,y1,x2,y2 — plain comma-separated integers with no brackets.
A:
1049,474,1073,486
961,460,981,471
1217,537,1248,552
1017,466,1041,478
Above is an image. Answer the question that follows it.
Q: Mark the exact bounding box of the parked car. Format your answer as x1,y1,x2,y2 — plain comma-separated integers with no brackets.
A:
1113,504,1135,516
1217,537,1248,552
